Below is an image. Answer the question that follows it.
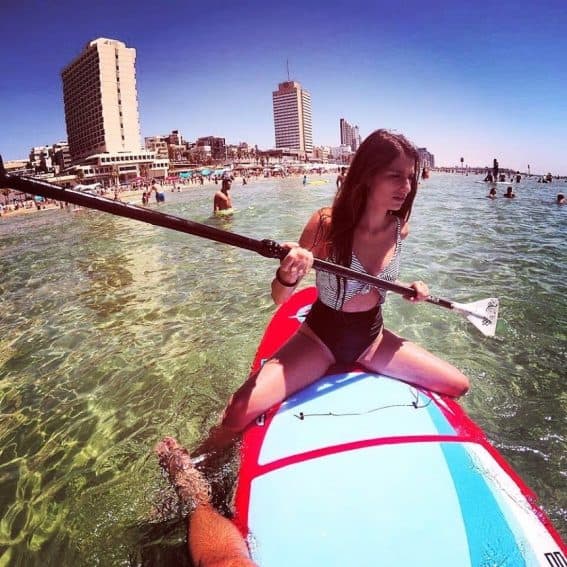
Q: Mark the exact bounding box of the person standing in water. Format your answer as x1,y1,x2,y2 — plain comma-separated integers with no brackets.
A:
152,180,165,204
492,158,499,183
336,167,347,190
504,186,516,198
197,129,470,456
213,177,233,213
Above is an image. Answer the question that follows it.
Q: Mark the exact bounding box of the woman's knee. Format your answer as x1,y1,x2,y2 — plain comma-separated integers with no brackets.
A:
219,375,267,434
445,370,470,398
220,392,254,434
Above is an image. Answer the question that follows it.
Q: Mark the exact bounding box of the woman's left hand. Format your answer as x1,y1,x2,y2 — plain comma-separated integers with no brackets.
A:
406,280,429,302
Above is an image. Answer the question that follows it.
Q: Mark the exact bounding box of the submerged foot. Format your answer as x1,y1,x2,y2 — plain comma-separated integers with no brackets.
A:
155,436,211,510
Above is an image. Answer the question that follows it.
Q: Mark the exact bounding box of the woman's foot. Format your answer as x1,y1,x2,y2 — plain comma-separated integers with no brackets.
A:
155,436,211,510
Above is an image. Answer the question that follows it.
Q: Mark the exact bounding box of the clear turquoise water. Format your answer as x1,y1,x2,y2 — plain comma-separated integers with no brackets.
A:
0,173,565,565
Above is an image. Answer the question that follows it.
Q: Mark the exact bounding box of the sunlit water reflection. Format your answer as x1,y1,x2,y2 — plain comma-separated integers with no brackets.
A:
0,174,565,565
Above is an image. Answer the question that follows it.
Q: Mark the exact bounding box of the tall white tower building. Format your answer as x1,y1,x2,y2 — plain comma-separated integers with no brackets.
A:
61,38,142,162
272,81,313,154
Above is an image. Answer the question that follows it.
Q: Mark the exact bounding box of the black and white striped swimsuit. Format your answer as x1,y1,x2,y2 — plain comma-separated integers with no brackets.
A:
305,217,403,364
316,216,402,308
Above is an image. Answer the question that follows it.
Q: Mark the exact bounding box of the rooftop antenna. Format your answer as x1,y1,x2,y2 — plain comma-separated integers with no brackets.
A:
286,59,290,81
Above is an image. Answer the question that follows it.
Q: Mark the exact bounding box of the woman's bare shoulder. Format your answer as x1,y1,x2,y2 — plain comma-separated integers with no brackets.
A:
304,207,331,229
300,207,332,253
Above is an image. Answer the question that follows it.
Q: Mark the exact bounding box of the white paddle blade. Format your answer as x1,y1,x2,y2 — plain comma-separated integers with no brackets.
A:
453,298,499,337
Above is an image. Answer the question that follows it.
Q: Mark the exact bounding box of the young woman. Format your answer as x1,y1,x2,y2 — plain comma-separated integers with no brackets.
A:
201,129,470,452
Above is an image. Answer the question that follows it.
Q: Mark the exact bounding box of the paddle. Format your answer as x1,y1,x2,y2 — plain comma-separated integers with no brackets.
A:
0,161,499,336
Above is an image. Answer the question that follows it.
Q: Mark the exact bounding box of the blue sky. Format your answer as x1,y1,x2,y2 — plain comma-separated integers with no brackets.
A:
1,0,565,174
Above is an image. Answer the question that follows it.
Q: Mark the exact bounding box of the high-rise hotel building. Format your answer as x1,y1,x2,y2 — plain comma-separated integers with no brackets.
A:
61,38,142,162
272,81,313,155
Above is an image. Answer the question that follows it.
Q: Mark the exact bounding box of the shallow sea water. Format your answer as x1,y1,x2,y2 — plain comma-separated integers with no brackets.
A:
0,173,565,565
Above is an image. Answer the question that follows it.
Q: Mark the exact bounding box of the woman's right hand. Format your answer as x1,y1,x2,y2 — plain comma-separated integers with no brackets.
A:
278,242,314,284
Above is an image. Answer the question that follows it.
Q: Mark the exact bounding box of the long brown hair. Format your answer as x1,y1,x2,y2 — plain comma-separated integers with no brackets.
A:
323,129,420,306
329,129,419,263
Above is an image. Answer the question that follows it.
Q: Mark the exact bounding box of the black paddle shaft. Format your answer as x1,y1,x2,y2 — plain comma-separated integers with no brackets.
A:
0,164,439,301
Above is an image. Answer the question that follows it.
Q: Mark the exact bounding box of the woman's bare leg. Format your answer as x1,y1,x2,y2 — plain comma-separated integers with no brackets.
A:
359,328,469,397
197,327,334,456
155,437,257,567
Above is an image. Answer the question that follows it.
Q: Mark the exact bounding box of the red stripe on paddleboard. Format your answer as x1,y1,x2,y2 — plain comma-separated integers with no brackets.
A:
425,391,562,543
476,436,567,553
251,434,472,476
234,289,315,535
233,430,463,535
233,405,280,536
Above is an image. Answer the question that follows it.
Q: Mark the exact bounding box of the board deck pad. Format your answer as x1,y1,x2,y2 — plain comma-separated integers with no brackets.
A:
233,288,566,566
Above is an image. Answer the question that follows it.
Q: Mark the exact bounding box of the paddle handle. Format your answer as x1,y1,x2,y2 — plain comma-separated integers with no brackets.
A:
0,172,268,255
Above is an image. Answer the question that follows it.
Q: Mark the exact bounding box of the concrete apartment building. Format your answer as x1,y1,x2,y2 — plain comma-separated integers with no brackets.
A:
144,136,169,159
272,81,313,156
417,148,435,169
29,142,71,173
61,38,142,163
339,118,361,152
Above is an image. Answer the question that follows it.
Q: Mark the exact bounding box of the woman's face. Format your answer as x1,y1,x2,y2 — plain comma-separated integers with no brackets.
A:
368,153,415,211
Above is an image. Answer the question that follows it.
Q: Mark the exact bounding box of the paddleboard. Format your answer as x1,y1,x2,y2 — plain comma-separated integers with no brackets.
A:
233,287,566,566
307,180,328,186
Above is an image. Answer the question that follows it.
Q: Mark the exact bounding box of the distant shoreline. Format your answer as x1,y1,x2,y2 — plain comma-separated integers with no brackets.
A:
0,171,327,220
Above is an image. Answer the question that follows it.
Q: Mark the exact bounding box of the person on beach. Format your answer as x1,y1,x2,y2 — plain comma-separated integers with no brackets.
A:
198,129,470,455
155,437,256,567
504,186,516,198
213,178,233,213
336,167,347,190
488,187,497,199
